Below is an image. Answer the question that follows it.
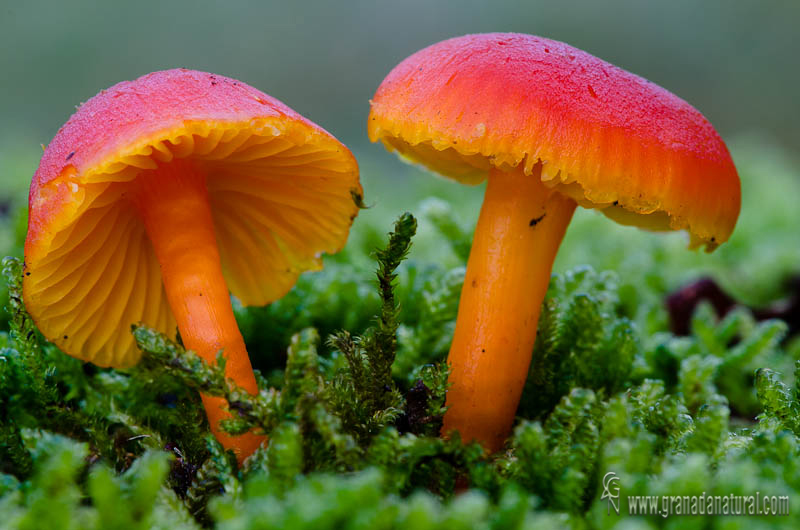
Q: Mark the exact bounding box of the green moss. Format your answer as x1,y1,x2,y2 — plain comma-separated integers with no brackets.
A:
1,141,800,527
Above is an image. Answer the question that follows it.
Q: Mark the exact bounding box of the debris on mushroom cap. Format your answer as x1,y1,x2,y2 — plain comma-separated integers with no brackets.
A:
368,33,740,251
24,69,361,368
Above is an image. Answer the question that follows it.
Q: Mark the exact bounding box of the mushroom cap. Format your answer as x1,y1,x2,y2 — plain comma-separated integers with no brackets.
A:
24,69,361,367
368,33,740,250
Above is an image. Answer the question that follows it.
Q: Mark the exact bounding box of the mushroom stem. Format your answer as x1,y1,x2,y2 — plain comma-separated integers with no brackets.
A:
133,160,266,463
442,163,576,452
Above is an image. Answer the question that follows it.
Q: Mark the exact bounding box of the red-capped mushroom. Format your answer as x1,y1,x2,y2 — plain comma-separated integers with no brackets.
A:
368,33,740,452
24,69,362,462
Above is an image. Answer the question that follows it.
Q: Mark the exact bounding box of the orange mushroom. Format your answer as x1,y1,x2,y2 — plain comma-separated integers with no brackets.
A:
368,33,740,452
24,69,361,463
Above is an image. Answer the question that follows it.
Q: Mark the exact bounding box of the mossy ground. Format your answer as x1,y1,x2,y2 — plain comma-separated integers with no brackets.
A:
1,135,799,529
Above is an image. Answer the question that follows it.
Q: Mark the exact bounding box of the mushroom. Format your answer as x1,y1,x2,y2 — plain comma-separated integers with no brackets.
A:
24,69,362,462
368,33,740,452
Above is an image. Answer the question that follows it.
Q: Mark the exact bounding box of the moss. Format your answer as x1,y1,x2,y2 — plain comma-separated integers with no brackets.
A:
1,140,800,527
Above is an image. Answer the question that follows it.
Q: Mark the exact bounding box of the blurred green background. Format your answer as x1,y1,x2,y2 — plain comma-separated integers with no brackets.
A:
2,0,799,174
1,0,798,310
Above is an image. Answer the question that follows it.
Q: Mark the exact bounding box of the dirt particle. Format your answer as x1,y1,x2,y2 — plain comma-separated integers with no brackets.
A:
25,272,30,276
612,200,619,206
65,151,75,161
471,279,478,288
63,335,68,340
529,214,546,227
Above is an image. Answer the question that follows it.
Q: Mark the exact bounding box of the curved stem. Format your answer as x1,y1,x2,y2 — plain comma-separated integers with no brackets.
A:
133,160,266,463
442,163,576,452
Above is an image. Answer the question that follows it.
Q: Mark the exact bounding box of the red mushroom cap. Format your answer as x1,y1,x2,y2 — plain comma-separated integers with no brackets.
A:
25,69,361,367
368,33,740,250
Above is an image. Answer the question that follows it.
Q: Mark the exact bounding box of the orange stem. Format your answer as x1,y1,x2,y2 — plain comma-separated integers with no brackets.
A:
133,160,266,464
442,163,576,452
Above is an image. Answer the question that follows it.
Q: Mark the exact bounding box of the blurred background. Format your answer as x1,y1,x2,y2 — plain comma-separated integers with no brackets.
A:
1,0,799,324
2,0,798,176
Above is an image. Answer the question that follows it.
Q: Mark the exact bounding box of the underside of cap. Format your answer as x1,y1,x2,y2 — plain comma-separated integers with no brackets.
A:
26,117,360,368
368,33,741,251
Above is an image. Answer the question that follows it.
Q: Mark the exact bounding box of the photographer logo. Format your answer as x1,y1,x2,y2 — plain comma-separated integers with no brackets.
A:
601,471,621,515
